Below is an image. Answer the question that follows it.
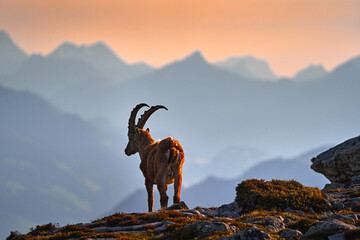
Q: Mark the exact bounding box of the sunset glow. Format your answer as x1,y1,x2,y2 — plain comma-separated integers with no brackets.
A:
1,0,359,76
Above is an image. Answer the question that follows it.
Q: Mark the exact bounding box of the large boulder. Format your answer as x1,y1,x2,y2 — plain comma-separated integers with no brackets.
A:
303,219,357,239
215,201,243,218
279,229,302,240
311,135,360,183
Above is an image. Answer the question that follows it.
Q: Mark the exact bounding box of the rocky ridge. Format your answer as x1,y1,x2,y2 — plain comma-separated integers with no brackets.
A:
8,136,360,239
8,182,360,240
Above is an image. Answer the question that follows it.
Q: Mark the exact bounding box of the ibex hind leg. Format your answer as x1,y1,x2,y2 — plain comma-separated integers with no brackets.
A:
145,179,154,212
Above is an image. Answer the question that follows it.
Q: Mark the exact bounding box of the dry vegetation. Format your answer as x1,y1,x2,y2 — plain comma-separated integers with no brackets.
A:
8,179,360,240
235,179,324,212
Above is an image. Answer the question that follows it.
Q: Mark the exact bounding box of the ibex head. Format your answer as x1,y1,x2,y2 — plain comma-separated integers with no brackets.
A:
125,103,168,156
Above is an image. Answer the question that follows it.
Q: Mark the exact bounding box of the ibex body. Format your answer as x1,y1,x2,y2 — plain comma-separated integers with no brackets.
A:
125,104,185,212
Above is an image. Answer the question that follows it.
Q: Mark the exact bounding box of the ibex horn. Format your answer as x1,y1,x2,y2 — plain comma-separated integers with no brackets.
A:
136,105,168,130
128,103,149,137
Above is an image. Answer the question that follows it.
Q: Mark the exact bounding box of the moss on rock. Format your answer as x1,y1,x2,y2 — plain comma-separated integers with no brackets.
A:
235,179,324,212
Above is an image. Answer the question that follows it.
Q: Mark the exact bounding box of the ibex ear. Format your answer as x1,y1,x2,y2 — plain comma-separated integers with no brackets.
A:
146,128,150,133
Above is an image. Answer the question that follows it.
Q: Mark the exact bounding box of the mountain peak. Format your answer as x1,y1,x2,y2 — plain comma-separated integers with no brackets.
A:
0,30,28,75
89,41,111,51
182,51,207,64
50,41,119,58
215,55,277,81
158,50,209,72
49,41,126,67
293,64,327,81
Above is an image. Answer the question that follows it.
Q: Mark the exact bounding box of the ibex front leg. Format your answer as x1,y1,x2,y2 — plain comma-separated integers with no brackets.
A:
173,171,182,204
145,179,154,212
156,177,169,209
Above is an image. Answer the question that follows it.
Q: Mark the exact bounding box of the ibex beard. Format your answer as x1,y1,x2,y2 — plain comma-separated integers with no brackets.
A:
125,103,185,212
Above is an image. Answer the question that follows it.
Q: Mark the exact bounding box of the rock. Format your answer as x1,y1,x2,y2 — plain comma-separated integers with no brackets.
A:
284,207,304,214
323,211,333,216
215,202,243,218
304,219,357,238
188,208,207,218
323,183,346,191
184,221,236,239
93,220,174,233
197,208,216,217
188,208,201,215
331,201,345,211
221,226,271,240
179,211,195,217
345,214,358,221
351,175,360,185
244,216,285,232
328,233,345,240
311,135,360,183
344,197,360,208
279,229,302,240
166,201,189,210
154,221,174,231
328,213,355,224
319,198,332,210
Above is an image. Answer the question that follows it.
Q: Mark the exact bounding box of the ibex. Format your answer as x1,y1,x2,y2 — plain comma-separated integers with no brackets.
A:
125,103,185,212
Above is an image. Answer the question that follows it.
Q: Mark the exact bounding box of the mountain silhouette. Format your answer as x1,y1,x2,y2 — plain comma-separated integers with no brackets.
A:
0,31,154,118
0,30,27,75
215,55,278,81
239,146,330,187
293,64,327,81
49,41,127,67
1,30,360,188
0,53,112,118
180,51,208,64
0,84,144,238
329,55,360,82
49,41,153,81
79,49,360,185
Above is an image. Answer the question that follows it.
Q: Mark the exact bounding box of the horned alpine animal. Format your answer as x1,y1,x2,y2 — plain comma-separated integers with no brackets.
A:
125,103,185,212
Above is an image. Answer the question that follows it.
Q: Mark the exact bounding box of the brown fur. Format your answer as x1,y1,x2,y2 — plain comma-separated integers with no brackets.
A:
126,128,185,212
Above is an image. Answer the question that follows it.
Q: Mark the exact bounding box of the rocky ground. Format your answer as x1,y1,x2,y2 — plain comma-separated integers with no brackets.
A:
7,136,360,239
7,182,360,240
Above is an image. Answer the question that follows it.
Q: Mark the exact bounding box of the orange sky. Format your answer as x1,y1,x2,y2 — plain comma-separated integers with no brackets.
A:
1,0,359,76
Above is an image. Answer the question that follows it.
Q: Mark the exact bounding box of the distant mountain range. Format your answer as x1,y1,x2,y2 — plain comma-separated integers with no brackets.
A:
0,30,154,101
1,29,360,179
102,49,360,156
0,29,326,87
0,84,144,237
214,55,278,81
111,147,330,213
49,41,153,82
